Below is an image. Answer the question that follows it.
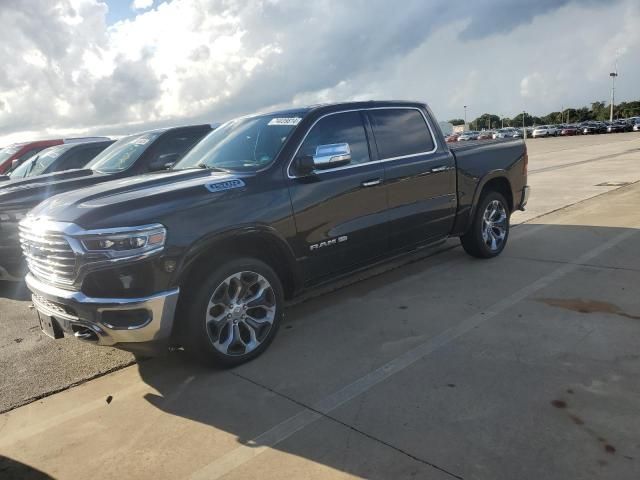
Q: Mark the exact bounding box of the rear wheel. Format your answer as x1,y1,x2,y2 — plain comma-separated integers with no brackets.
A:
460,191,510,258
182,257,284,367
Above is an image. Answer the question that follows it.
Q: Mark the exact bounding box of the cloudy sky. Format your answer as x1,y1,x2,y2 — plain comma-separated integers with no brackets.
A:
0,0,638,144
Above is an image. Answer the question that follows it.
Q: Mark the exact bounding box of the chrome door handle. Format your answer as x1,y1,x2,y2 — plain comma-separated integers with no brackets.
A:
430,166,449,173
361,178,382,187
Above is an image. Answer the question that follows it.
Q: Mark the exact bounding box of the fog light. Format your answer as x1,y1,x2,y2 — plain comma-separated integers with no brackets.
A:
101,310,150,329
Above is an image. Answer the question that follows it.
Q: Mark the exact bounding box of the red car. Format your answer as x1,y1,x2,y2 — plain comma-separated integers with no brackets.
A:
0,137,108,174
0,140,62,174
560,126,578,136
445,133,459,143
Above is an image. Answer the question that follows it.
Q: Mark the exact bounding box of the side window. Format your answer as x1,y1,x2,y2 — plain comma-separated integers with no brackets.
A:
57,147,102,171
146,131,205,169
299,112,370,166
368,109,435,159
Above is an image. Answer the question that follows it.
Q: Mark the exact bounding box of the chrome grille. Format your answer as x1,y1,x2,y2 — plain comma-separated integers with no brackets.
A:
19,221,76,285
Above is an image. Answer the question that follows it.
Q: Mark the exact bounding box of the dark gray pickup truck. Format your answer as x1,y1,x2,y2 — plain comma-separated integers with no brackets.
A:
20,101,529,366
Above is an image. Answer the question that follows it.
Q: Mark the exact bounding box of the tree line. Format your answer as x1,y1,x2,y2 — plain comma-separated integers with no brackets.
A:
448,100,640,130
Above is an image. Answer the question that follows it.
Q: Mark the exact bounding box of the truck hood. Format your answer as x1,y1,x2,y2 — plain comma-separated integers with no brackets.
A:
0,169,107,211
29,169,252,229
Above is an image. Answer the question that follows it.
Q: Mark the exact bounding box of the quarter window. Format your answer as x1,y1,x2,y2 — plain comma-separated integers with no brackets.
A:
369,109,435,159
299,112,370,166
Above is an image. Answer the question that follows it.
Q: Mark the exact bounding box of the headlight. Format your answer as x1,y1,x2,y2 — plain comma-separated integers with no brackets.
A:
79,224,166,256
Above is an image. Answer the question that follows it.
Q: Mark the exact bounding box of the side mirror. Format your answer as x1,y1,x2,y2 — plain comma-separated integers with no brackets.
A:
11,159,19,169
295,143,351,175
150,152,180,171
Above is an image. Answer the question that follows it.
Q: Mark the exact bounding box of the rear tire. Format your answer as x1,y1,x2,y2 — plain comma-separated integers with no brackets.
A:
182,257,284,367
460,191,510,259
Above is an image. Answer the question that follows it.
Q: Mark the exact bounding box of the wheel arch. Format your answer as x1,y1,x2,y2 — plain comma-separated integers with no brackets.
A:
463,172,514,234
175,226,302,301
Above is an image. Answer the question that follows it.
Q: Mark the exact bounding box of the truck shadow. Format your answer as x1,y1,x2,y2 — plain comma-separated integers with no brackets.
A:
131,222,640,478
0,280,29,301
0,455,54,480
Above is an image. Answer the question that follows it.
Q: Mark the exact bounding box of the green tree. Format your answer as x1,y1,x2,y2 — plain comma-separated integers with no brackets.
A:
448,118,465,126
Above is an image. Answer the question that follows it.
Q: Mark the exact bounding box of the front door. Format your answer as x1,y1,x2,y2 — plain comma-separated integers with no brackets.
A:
287,111,388,284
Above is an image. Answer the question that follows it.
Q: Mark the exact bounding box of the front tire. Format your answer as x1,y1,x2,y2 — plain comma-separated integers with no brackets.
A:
182,257,284,367
460,191,510,258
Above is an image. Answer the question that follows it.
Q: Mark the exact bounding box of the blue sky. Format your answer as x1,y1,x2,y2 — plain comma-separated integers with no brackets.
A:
104,0,156,25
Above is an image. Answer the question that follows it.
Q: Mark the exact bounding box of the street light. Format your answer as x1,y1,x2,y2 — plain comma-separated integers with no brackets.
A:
609,71,618,122
463,105,467,130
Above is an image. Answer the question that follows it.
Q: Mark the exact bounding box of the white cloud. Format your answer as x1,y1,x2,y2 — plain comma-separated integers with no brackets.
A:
0,0,638,145
131,0,153,10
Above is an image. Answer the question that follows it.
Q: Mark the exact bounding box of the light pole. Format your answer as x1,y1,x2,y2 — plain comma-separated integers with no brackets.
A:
609,72,618,122
463,105,467,130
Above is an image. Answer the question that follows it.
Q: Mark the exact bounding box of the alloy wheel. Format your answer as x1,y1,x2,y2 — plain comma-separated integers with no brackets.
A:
481,200,508,252
205,271,276,356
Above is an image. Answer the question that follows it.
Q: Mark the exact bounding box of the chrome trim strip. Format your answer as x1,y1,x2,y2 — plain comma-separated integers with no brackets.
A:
287,106,440,179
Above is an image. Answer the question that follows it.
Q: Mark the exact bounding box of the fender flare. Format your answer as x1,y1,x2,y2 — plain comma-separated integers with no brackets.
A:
462,169,512,233
176,224,303,294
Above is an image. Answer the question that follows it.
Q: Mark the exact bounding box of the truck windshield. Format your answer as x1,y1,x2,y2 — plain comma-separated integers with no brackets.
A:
86,132,161,174
174,114,303,172
10,145,71,178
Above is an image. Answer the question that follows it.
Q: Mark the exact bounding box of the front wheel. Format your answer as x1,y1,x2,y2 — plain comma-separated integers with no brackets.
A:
460,191,510,258
182,257,284,367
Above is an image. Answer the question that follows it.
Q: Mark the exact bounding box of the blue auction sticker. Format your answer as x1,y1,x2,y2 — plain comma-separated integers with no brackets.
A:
204,178,246,193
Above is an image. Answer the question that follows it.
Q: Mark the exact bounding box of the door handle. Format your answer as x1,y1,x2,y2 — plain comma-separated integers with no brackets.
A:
361,178,382,187
430,165,449,173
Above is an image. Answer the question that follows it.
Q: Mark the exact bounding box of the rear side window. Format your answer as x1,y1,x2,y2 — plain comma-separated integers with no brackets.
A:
369,109,435,159
299,111,370,166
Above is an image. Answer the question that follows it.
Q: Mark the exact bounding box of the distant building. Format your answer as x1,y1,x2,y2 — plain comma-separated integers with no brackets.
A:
438,121,454,136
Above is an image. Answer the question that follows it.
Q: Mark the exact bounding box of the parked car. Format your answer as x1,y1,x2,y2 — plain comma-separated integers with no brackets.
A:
477,131,493,140
633,119,640,132
5,140,114,180
457,131,480,141
445,133,459,143
20,101,530,365
0,125,212,281
493,128,518,139
0,138,108,174
560,125,579,136
580,122,600,135
532,125,557,138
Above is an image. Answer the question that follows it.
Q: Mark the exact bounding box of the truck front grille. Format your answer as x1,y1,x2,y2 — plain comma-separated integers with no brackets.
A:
19,222,77,286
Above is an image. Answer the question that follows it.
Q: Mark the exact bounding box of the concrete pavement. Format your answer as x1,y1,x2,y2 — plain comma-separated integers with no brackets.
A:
1,148,639,478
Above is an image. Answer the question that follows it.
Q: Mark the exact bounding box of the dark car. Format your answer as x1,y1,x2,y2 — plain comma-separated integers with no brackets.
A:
20,101,529,366
0,125,212,281
5,140,114,180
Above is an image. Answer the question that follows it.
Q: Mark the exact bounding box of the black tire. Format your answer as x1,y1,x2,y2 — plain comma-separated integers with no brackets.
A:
460,191,510,259
181,257,284,367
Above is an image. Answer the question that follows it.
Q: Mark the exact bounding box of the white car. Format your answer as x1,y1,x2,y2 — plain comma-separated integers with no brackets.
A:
457,131,480,141
633,121,640,132
493,127,518,139
532,125,558,138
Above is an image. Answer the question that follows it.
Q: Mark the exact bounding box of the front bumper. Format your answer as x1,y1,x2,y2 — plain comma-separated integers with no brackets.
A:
519,186,530,210
25,273,179,354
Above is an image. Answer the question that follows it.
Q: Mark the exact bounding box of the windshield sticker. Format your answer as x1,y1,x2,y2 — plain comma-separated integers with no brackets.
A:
268,117,301,126
205,178,245,193
133,137,150,145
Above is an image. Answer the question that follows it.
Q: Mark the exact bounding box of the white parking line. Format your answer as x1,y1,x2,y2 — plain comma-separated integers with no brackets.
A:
191,227,638,480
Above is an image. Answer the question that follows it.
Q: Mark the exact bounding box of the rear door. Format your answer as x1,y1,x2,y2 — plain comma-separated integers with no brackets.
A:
287,111,387,284
367,107,456,251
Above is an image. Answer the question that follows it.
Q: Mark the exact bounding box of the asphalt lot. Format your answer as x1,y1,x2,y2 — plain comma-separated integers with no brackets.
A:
1,132,639,479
